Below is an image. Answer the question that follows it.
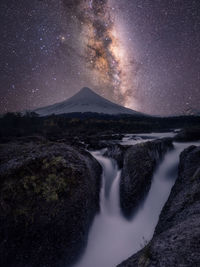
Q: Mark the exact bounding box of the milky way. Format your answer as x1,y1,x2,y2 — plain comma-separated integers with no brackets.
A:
1,0,200,115
63,0,134,106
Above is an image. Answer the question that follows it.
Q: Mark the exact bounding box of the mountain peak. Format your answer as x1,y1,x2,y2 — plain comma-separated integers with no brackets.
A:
35,87,145,117
80,87,93,93
76,87,98,97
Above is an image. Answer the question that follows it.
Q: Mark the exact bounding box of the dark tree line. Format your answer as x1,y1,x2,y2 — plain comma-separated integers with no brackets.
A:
0,112,199,143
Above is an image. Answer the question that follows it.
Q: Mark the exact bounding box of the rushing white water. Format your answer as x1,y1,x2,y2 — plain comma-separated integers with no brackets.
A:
120,131,177,145
72,138,199,267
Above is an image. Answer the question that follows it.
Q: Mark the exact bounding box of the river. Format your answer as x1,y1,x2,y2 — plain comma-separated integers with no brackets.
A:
72,134,199,267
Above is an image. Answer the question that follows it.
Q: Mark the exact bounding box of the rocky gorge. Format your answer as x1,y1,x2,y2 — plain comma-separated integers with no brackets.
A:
0,133,199,267
118,144,200,267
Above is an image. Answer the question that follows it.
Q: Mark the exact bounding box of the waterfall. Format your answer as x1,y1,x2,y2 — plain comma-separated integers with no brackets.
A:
72,140,199,267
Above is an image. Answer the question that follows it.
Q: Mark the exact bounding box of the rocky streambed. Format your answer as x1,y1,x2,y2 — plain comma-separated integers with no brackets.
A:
118,144,200,267
0,134,200,267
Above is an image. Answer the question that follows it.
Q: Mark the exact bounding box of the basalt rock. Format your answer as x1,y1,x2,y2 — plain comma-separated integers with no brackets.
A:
118,145,200,267
0,141,102,267
103,144,130,169
83,134,124,151
174,127,200,142
120,138,173,217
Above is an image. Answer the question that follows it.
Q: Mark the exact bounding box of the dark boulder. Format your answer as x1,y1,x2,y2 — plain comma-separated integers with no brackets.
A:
174,127,200,142
82,134,124,151
120,138,173,217
0,141,102,267
118,145,200,267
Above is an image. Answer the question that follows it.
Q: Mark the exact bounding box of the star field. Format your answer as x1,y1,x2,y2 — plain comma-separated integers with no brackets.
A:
0,0,200,115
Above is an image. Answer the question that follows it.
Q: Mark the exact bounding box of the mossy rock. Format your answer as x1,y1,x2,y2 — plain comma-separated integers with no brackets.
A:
0,142,102,267
1,154,81,223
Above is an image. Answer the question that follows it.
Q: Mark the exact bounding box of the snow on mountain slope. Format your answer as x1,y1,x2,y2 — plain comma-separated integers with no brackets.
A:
34,87,144,116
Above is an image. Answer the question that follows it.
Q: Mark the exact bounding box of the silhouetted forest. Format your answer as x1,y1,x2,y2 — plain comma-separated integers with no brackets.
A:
0,112,199,142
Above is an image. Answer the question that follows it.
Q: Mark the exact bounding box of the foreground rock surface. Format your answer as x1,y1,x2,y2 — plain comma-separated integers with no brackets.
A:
0,141,102,267
120,138,173,217
118,145,200,267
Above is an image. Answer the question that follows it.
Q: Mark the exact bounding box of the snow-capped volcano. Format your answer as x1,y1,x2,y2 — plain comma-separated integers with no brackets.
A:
35,87,144,116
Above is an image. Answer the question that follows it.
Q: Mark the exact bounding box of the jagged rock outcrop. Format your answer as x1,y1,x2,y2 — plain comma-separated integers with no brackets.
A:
103,144,129,168
120,138,173,217
118,145,200,267
0,141,102,267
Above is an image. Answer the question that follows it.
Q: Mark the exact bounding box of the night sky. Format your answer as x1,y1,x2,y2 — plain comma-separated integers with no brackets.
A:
1,0,200,116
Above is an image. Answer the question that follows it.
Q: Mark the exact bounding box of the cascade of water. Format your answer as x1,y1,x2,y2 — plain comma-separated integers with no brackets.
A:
91,150,119,215
72,140,199,267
